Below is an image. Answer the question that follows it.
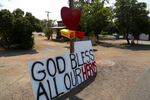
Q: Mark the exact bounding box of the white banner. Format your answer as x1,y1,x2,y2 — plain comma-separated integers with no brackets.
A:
28,41,97,100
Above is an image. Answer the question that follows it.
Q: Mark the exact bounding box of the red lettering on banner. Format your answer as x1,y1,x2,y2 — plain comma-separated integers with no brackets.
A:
82,61,97,81
82,65,87,80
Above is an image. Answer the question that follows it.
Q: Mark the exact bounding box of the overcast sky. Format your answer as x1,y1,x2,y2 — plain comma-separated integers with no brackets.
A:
0,0,69,20
0,0,149,21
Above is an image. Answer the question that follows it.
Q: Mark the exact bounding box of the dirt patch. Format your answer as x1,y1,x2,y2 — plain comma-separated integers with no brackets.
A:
0,35,150,100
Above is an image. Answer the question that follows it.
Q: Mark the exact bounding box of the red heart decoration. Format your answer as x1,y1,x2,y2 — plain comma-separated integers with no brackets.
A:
61,7,81,30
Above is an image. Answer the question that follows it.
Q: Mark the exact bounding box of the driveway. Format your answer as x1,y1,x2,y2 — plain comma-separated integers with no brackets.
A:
0,35,150,100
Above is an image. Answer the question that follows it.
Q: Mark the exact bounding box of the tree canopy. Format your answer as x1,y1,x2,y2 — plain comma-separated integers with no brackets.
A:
114,0,150,44
0,9,13,48
0,8,42,49
74,0,112,40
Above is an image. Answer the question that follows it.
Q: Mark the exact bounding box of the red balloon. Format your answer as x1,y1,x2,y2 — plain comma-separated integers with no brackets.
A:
61,7,81,30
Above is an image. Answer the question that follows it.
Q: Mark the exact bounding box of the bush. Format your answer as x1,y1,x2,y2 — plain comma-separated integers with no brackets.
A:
0,9,13,49
43,20,54,40
12,17,34,49
0,9,39,49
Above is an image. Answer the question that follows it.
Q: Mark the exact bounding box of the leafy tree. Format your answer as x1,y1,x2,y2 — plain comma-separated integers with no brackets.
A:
114,0,150,44
132,3,150,33
74,0,111,40
0,9,13,49
12,11,34,49
0,8,42,49
13,8,24,18
25,12,43,32
43,20,54,40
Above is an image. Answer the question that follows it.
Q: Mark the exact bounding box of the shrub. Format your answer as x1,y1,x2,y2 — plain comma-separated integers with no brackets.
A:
0,9,13,49
0,8,39,49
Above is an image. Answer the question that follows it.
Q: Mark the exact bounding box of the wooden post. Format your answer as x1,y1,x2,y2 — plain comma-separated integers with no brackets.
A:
68,0,75,99
69,0,74,8
69,0,74,53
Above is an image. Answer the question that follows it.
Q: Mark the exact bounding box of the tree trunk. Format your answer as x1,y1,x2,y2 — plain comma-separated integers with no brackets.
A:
48,35,50,40
131,35,135,45
95,34,99,42
126,33,130,45
50,32,53,40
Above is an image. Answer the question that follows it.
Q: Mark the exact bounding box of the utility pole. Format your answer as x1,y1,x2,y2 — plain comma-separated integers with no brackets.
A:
45,11,51,21
45,11,51,40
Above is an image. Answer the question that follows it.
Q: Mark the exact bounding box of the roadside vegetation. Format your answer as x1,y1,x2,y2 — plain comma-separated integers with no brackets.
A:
74,0,150,44
0,8,42,49
0,0,150,50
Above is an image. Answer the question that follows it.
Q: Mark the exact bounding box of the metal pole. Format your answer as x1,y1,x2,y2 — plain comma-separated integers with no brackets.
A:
45,11,50,28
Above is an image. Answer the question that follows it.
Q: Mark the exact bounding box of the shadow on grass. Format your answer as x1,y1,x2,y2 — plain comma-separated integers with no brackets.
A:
0,49,38,57
97,41,150,51
55,74,97,100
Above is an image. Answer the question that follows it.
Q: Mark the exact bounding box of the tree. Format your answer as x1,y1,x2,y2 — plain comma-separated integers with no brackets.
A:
13,8,24,17
74,0,111,40
43,20,54,40
0,9,13,49
12,9,34,49
0,8,41,49
25,12,42,32
114,0,150,44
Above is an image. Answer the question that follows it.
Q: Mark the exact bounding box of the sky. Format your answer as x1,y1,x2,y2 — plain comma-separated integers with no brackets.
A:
0,0,150,21
0,0,69,20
